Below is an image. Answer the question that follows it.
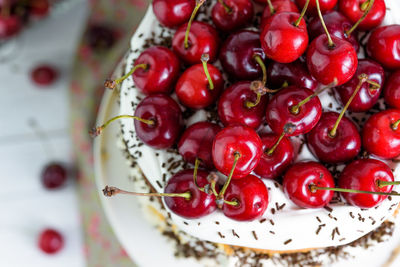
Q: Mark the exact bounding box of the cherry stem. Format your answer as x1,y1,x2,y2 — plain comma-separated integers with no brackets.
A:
224,199,239,206
346,0,375,36
253,54,267,86
391,119,400,131
266,0,275,15
315,0,334,48
184,0,205,49
104,63,148,90
217,0,232,14
294,0,310,27
102,185,191,199
377,180,400,188
246,80,277,108
193,158,206,193
281,81,289,88
360,0,371,11
218,152,241,200
367,79,380,90
329,74,367,137
310,184,400,197
290,79,338,115
267,131,285,156
90,115,155,138
201,54,214,90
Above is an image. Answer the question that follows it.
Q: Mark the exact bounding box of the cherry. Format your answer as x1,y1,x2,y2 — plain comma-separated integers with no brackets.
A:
152,0,195,28
334,59,384,112
384,70,400,109
38,229,64,254
175,58,223,109
267,60,318,91
283,161,334,208
31,65,59,87
362,109,400,159
339,0,386,31
211,0,254,32
41,163,67,189
337,159,394,208
85,24,116,51
0,15,21,39
222,175,269,221
178,121,221,169
294,0,337,15
367,25,400,70
261,0,299,29
219,30,266,81
30,0,50,17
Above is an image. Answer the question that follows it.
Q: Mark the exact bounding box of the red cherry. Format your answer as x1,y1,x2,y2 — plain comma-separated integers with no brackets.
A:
41,163,67,189
152,0,195,28
212,124,262,179
218,81,268,129
283,161,334,208
307,35,358,86
338,159,394,208
339,0,386,31
0,15,21,39
31,65,59,87
362,109,400,159
367,25,400,70
384,70,400,109
260,12,308,63
294,0,337,15
30,0,50,17
86,24,116,50
172,21,220,65
175,63,223,109
178,121,221,169
211,0,253,32
222,175,269,221
261,0,299,29
38,229,64,254
307,112,361,164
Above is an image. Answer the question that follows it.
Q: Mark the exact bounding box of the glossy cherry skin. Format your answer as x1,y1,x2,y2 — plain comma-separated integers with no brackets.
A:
38,229,64,254
175,63,223,109
261,12,308,63
338,159,394,208
172,21,220,65
219,30,266,81
177,121,221,169
164,169,217,219
283,161,334,208
134,94,183,149
133,46,180,95
308,11,359,52
267,60,318,91
211,0,253,32
30,0,50,17
367,25,400,70
212,124,262,179
261,0,299,29
41,163,67,189
384,70,400,109
0,15,21,39
31,65,59,87
339,0,386,31
222,175,269,221
362,109,400,159
334,59,384,112
295,0,337,15
307,112,361,164
254,133,294,179
218,81,268,129
266,86,322,136
307,35,358,86
152,0,195,28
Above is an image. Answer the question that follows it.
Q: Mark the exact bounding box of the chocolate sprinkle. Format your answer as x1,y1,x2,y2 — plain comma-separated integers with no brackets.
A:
252,231,258,240
284,239,292,245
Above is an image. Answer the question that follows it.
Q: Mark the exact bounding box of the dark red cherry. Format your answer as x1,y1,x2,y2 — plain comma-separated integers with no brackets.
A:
261,0,299,29
222,175,269,221
254,133,294,179
384,70,400,109
267,60,318,91
367,25,400,70
334,59,384,112
211,0,253,32
339,0,386,31
132,46,181,95
30,0,50,17
134,94,183,149
308,11,359,52
219,30,266,81
31,65,59,87
338,158,393,208
362,109,400,159
283,161,334,208
307,112,361,164
295,0,337,15
212,124,262,179
307,35,358,86
41,163,67,189
261,12,308,63
265,86,322,136
0,15,21,39
38,229,64,254
152,0,195,28
164,169,217,218
218,81,268,129
178,121,221,169
172,21,220,65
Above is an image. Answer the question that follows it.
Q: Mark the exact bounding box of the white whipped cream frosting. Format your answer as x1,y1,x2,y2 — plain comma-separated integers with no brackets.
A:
120,1,400,251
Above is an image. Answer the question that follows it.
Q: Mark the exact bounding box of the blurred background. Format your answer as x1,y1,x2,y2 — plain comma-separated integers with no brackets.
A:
0,0,149,266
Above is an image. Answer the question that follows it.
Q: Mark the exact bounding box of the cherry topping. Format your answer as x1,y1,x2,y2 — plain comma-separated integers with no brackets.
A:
30,0,50,17
339,0,386,31
31,65,59,87
152,0,195,28
0,15,21,39
295,0,337,15
211,0,254,32
261,0,299,29
384,70,400,109
38,229,64,254
41,163,67,189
